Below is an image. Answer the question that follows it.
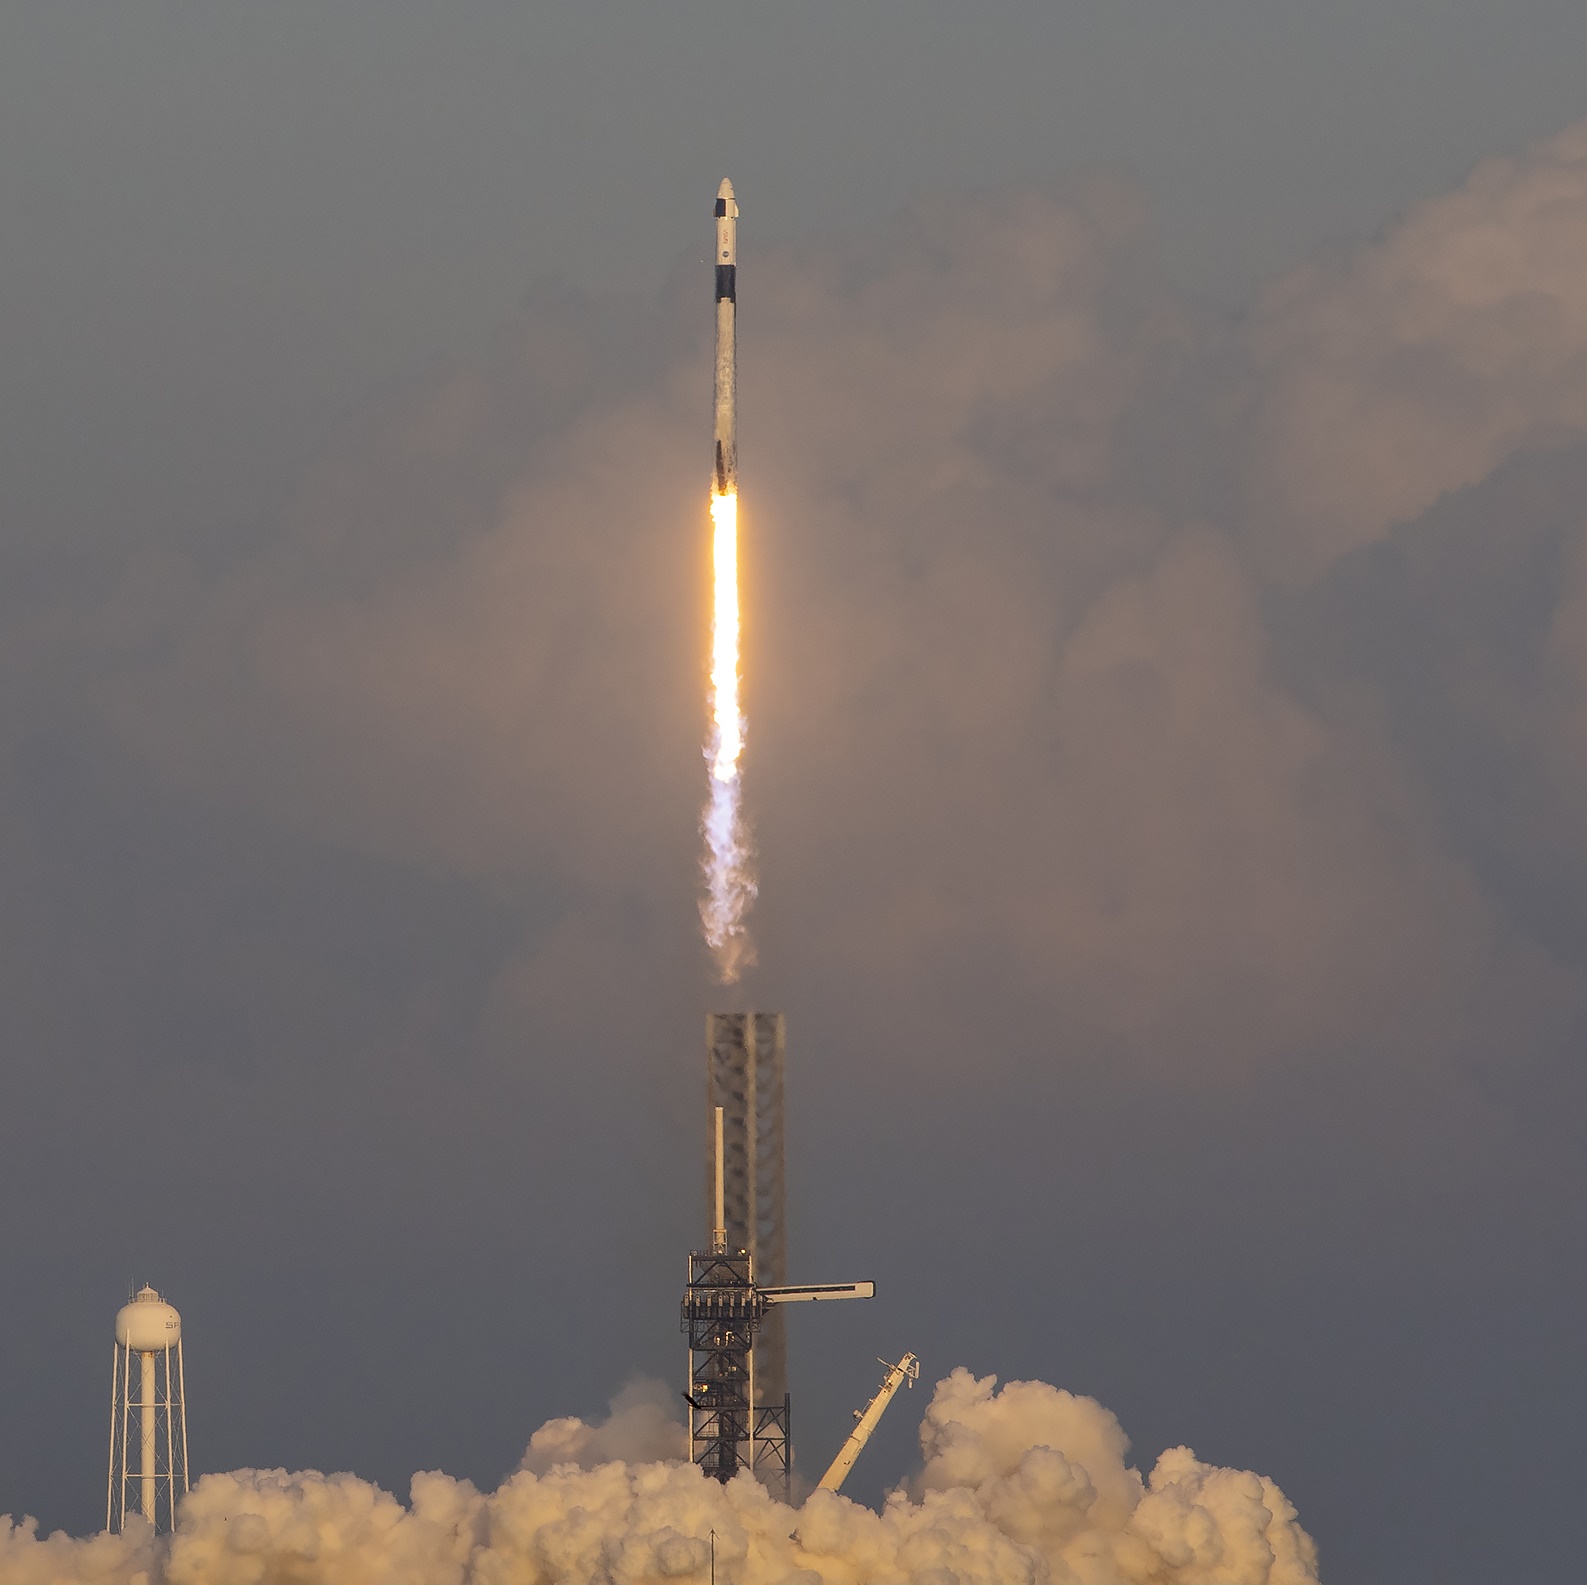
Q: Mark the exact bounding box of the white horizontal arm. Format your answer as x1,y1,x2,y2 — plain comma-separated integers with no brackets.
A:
759,1281,875,1305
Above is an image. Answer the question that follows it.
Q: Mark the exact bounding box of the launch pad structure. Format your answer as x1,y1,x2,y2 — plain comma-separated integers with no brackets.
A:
683,1014,874,1498
708,1013,788,1403
690,1014,789,1488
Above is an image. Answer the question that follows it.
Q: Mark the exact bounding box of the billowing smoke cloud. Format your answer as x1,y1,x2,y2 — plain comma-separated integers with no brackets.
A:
1227,116,1587,1020
520,1379,688,1473
1245,122,1587,581
0,1372,1317,1584
73,154,1582,1075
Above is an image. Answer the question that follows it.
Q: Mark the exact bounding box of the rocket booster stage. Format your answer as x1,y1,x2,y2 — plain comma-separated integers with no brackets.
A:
713,178,738,493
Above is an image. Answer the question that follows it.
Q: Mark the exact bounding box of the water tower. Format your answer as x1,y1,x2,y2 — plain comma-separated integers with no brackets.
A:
106,1285,189,1532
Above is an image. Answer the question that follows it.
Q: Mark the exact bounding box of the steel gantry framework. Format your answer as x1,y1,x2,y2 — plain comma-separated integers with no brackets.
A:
683,1243,760,1485
686,1015,873,1498
706,1012,788,1403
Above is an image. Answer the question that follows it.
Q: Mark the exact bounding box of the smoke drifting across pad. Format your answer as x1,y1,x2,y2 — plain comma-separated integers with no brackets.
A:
0,1371,1317,1584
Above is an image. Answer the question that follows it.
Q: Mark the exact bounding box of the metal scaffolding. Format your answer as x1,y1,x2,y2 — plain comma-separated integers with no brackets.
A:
682,1246,759,1485
694,1013,790,1493
686,1014,872,1500
706,1012,787,1400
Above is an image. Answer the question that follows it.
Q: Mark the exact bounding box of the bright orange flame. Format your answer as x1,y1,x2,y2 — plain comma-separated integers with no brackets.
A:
701,487,754,980
710,490,742,782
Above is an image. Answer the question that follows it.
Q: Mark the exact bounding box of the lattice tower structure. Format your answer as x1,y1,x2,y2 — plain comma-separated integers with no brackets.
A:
682,1247,757,1484
703,1012,790,1493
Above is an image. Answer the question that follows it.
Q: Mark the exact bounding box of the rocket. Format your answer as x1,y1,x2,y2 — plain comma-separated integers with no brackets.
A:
713,178,738,494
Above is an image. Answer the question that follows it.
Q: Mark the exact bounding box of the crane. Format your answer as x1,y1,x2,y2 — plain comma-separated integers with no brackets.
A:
817,1352,920,1492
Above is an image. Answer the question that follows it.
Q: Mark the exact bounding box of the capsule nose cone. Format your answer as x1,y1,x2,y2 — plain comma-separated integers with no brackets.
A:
717,178,735,200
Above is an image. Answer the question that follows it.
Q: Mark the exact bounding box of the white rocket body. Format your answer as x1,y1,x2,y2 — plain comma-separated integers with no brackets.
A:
713,178,738,494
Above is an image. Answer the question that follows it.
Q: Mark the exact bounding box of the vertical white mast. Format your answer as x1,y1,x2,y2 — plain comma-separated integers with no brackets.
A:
712,1105,727,1254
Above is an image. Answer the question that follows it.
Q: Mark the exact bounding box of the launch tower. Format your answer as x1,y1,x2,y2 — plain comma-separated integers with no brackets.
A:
684,1014,873,1498
707,1013,787,1401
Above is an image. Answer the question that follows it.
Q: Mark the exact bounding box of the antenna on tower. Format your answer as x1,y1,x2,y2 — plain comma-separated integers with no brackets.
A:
107,1285,189,1533
712,1105,727,1255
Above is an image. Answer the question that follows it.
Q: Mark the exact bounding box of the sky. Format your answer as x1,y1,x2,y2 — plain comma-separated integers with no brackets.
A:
6,3,1587,1582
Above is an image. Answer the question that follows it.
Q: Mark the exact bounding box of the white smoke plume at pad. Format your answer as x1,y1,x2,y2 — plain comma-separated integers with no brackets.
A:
0,1370,1317,1585
520,1379,688,1473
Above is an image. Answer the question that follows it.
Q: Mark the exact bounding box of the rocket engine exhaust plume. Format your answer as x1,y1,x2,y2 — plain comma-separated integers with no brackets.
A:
701,178,756,981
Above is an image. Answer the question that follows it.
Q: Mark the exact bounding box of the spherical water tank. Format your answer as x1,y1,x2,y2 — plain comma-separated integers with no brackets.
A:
116,1285,181,1352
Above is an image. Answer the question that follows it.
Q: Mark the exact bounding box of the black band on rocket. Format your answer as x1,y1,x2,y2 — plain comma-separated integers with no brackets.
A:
715,264,736,302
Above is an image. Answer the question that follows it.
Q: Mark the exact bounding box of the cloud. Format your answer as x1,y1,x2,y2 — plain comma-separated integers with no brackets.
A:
0,1372,1317,1585
79,169,1577,1073
521,1379,688,1474
764,520,1550,1064
1245,122,1587,581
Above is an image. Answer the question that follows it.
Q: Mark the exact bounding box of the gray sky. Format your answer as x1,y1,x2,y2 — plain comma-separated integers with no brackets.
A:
6,5,1587,1583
